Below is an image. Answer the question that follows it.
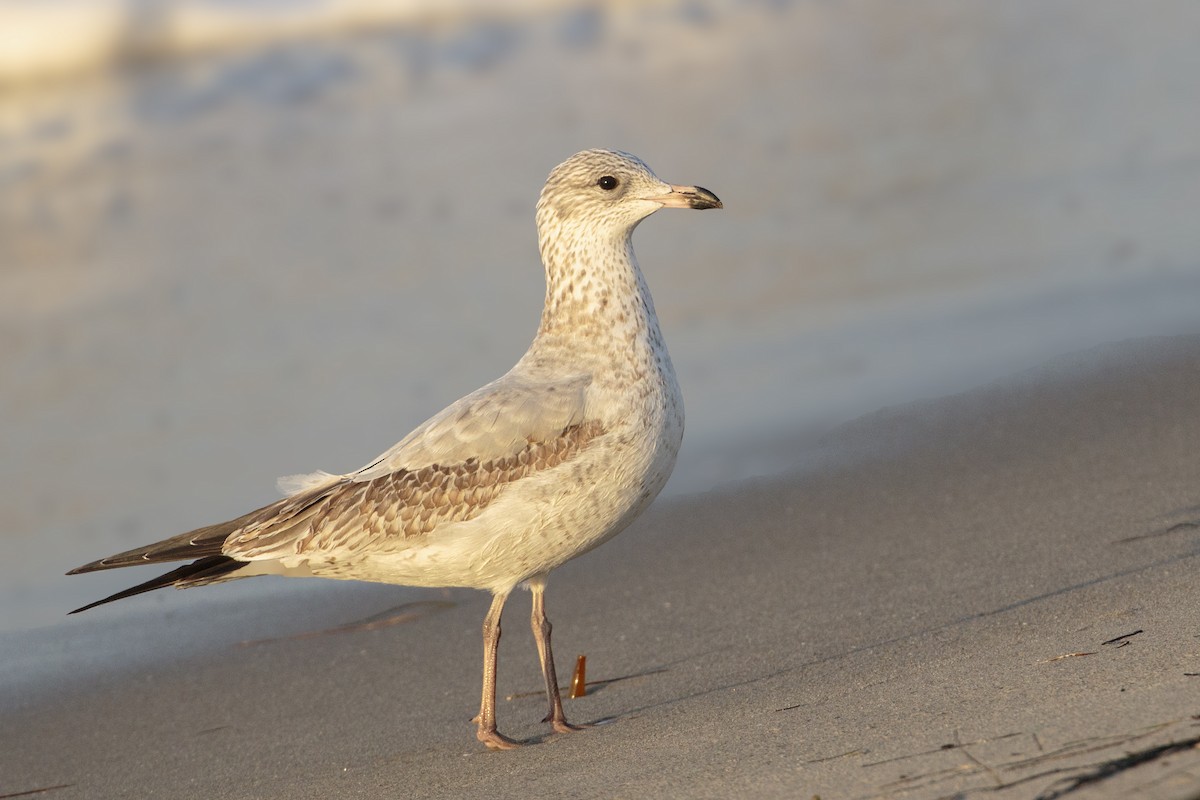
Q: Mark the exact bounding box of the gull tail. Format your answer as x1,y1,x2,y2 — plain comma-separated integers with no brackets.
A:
68,555,245,614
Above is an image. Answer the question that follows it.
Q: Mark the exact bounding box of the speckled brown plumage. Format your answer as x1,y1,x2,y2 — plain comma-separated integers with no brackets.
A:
229,420,605,558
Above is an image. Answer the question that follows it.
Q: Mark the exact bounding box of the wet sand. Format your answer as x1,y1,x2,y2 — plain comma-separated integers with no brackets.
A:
4,334,1200,799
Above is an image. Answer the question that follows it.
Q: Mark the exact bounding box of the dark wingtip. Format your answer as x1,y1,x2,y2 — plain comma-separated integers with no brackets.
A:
67,555,244,615
67,554,131,575
68,580,156,615
68,598,109,615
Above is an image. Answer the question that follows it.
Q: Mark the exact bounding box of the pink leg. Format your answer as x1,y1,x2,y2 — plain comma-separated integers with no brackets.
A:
473,591,520,749
529,577,584,734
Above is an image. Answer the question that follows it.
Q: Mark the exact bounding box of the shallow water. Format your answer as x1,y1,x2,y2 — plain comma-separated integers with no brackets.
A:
2,0,1199,633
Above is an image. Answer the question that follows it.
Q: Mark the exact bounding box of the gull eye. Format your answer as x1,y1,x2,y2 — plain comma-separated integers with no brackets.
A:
597,175,619,191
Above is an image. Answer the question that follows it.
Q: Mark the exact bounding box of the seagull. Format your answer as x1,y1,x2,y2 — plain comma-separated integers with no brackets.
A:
68,149,722,750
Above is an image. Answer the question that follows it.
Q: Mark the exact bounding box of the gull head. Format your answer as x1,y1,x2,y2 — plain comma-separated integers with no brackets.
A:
536,149,722,241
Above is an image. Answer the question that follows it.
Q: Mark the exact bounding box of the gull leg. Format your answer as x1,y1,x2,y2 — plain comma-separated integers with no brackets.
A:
473,591,520,749
529,577,584,734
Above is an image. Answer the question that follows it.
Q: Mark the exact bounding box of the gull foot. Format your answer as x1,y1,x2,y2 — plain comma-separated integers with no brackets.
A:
544,716,591,735
476,726,522,750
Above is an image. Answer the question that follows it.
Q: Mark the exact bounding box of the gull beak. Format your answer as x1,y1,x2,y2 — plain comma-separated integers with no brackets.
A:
649,184,723,210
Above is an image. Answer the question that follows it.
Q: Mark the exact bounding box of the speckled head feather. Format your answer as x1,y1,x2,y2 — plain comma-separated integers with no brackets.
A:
536,149,722,246
533,149,722,337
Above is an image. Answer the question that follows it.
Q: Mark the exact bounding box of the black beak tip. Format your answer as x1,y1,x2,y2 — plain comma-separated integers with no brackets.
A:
689,186,723,210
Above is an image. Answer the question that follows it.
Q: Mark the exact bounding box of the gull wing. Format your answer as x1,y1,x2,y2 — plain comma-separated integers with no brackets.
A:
222,372,598,562
350,372,592,483
72,371,595,571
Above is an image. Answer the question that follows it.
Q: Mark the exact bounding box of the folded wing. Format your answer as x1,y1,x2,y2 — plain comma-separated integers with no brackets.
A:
67,372,599,606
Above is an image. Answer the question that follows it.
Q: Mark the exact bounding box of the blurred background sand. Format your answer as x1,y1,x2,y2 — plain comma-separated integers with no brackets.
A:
2,0,1199,631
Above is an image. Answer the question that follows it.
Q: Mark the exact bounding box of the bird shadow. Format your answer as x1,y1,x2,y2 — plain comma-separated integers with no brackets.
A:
234,599,457,647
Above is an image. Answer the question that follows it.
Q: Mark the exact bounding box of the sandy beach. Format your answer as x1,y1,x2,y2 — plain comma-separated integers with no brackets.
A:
3,0,1200,797
4,334,1200,798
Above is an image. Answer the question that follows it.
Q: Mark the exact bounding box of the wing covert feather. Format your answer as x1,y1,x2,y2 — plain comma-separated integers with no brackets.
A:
228,374,600,562
352,373,591,483
228,419,604,561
